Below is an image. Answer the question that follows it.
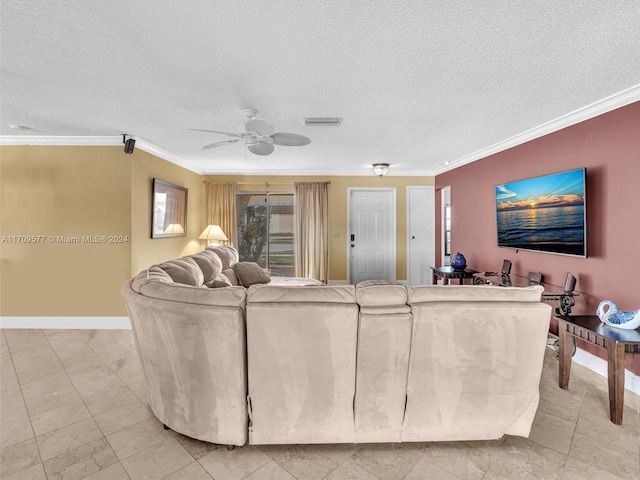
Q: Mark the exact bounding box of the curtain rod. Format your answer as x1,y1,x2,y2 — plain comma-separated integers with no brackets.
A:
238,181,331,185
203,181,331,185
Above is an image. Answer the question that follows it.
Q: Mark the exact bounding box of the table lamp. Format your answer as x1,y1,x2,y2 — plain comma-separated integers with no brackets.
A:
199,225,228,246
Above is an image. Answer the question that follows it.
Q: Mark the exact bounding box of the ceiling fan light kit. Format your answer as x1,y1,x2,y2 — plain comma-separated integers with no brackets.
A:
191,109,311,156
373,163,390,177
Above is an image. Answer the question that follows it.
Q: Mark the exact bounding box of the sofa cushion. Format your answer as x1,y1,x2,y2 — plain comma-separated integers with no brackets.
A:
187,250,223,282
356,280,399,287
356,283,408,308
157,257,204,286
233,262,271,287
359,305,412,314
207,245,239,269
148,265,173,282
138,281,246,307
248,284,356,304
131,266,173,293
407,284,544,304
206,273,233,288
269,277,324,286
222,267,240,286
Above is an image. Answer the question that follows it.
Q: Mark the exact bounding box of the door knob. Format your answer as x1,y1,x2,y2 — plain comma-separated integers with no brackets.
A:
351,244,355,247
411,235,416,239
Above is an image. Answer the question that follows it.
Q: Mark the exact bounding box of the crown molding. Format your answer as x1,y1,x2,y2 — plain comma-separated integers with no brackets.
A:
201,168,436,177
2,85,638,178
0,135,122,146
133,138,202,174
435,83,640,175
0,135,203,175
0,135,435,176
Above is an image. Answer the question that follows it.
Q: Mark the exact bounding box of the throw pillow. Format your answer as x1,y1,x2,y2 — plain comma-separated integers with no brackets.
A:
205,273,232,288
221,267,241,286
233,262,271,287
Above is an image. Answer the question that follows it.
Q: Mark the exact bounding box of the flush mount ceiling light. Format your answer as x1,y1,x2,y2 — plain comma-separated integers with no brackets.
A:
373,163,390,177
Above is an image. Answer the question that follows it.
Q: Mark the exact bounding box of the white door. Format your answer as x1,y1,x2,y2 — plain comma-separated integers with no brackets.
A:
407,186,435,285
348,188,396,284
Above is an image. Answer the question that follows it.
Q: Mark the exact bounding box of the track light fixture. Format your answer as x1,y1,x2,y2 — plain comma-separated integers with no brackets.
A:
122,134,135,154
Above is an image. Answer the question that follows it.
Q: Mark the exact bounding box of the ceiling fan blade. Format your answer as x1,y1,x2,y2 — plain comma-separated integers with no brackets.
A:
248,142,275,156
245,119,277,137
202,139,239,149
271,132,311,146
190,128,240,138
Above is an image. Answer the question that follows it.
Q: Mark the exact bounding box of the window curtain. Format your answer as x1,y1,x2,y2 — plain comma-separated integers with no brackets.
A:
205,182,237,245
294,182,329,283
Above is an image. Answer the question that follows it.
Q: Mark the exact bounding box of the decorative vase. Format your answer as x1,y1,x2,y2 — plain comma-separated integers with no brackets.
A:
596,300,640,330
451,252,467,270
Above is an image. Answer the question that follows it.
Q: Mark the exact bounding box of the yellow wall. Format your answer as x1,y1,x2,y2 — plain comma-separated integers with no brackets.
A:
0,146,205,317
0,146,132,316
131,151,204,275
0,144,431,319
205,174,435,281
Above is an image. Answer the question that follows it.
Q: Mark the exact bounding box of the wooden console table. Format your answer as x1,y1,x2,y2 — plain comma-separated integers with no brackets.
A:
556,315,640,425
431,266,478,285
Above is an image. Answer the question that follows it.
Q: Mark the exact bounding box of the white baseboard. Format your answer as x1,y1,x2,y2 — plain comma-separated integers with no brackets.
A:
0,317,131,329
571,346,640,396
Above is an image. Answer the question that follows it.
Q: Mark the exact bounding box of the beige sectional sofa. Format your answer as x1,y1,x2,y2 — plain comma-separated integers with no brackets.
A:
122,247,552,448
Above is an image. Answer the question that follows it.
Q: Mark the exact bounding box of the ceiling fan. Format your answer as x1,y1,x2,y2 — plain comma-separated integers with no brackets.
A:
190,109,311,156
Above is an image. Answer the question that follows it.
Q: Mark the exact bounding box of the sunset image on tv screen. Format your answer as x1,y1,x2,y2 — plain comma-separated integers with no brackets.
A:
496,168,586,257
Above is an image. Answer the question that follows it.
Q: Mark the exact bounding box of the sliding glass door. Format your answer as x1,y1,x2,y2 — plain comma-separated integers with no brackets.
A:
236,193,294,277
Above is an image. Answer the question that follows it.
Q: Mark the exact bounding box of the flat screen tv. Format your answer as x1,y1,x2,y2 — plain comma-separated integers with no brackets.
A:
496,168,586,257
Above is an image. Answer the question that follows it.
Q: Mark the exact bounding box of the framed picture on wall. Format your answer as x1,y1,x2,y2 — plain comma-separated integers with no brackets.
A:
151,178,188,238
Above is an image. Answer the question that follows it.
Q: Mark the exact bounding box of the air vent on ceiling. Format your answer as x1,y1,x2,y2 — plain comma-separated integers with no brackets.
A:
303,117,343,126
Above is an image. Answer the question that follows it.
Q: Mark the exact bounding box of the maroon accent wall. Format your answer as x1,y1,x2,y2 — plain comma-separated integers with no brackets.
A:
435,101,640,373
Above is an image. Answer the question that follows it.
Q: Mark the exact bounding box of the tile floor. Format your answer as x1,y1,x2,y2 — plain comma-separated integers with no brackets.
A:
1,328,638,480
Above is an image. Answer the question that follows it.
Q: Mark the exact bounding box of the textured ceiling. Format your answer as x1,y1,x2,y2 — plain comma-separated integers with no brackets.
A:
2,1,639,175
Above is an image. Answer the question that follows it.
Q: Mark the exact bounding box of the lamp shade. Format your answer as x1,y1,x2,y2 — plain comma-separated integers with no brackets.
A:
198,225,228,242
163,224,184,234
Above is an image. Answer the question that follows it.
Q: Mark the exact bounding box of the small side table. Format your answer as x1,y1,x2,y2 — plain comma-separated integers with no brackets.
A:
556,315,640,425
431,266,478,285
